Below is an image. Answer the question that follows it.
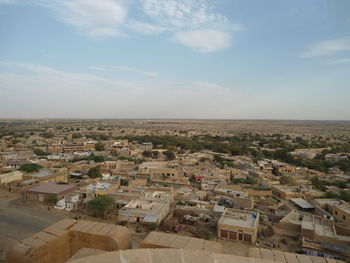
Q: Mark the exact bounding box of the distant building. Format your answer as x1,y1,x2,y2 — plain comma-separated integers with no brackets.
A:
139,142,153,151
271,160,296,174
331,204,350,225
272,185,323,201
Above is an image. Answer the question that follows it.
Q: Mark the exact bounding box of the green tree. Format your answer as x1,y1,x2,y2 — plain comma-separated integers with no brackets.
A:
205,231,214,240
88,166,102,178
311,176,327,191
72,133,82,139
163,150,175,161
46,194,58,205
95,142,105,151
88,195,115,216
92,155,105,162
34,148,49,156
339,190,350,202
148,223,158,231
325,191,339,199
142,150,153,158
19,163,42,173
40,132,54,138
199,157,210,163
120,178,129,186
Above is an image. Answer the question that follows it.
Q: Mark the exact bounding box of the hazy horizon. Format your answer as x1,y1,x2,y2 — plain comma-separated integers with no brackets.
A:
1,0,350,120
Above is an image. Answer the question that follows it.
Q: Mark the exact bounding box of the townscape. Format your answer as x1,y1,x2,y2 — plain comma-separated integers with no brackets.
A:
1,119,350,263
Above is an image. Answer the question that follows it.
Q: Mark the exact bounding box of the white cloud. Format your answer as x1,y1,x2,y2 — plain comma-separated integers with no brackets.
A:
89,66,112,72
0,61,61,74
90,65,158,77
328,58,350,65
299,36,350,58
43,0,128,37
33,0,240,52
139,0,229,29
113,66,158,77
173,29,231,52
128,21,166,35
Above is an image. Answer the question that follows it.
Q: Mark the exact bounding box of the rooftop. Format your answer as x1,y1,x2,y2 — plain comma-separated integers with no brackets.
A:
219,208,258,229
336,204,350,214
290,198,314,209
27,181,76,195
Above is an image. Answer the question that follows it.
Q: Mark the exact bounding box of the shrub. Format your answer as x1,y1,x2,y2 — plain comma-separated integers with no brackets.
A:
148,223,158,231
88,166,102,178
19,163,42,173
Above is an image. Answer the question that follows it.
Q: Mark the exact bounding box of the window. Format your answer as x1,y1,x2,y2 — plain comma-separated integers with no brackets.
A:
244,234,252,243
229,231,236,240
343,215,346,220
220,230,228,238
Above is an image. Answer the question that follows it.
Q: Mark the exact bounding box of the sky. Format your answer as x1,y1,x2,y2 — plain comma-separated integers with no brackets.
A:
0,0,350,120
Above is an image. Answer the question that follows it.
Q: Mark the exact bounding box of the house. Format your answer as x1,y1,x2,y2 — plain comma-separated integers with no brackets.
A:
119,191,172,224
331,204,350,225
257,161,273,173
276,210,350,245
272,185,323,201
25,181,77,202
271,160,296,174
218,208,259,244
84,181,120,198
214,187,254,210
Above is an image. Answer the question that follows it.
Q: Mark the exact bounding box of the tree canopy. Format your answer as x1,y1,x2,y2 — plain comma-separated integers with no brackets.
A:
88,166,102,178
88,195,115,215
95,142,105,151
19,163,42,173
163,150,175,161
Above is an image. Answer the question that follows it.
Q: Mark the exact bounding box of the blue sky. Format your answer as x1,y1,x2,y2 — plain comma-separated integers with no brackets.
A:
0,0,350,119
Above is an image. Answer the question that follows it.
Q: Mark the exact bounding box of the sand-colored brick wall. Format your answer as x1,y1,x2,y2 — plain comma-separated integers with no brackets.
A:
6,219,131,263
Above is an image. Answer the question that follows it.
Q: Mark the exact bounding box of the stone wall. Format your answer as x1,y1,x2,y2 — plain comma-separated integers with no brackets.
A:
6,219,131,263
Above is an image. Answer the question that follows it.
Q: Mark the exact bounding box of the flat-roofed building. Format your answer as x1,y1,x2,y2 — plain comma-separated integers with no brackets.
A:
26,181,77,202
272,185,323,201
218,208,259,244
271,160,296,174
214,187,254,210
119,199,169,224
119,191,173,224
